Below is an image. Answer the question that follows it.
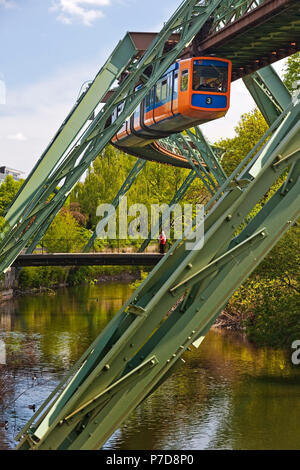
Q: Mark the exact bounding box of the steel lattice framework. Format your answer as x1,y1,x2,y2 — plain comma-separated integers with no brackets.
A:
0,0,297,450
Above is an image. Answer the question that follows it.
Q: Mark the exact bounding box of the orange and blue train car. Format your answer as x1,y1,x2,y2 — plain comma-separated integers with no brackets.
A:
111,56,232,148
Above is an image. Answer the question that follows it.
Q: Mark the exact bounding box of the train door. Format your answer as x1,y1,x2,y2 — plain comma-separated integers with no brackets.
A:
177,59,193,116
171,68,179,115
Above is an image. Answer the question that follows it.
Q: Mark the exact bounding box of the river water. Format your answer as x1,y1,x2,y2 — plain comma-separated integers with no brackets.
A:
0,282,300,450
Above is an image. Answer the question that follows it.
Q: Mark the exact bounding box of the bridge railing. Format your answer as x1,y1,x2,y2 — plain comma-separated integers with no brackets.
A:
29,238,165,255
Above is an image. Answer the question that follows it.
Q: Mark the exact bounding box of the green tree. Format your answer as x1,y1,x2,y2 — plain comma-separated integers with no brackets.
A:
216,108,268,175
42,209,89,253
0,175,24,217
71,145,134,229
283,52,300,93
70,143,209,238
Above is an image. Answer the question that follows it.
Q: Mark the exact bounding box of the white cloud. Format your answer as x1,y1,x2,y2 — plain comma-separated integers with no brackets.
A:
0,59,103,175
7,132,27,141
0,0,16,8
51,0,111,26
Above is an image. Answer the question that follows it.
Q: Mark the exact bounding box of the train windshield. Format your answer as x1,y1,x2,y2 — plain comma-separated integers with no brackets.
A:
193,62,228,93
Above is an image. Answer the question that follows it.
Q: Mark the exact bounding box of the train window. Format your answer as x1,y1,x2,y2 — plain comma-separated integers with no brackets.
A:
145,90,153,108
161,79,168,101
156,81,162,103
117,104,123,115
181,70,189,92
193,63,228,93
174,71,179,94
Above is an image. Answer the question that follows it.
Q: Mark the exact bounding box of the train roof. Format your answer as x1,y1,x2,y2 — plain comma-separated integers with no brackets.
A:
162,61,179,77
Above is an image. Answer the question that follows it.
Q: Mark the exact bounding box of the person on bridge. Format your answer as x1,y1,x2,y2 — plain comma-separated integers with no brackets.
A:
159,231,167,254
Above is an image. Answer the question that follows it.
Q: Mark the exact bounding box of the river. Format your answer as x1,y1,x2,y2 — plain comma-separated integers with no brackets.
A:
0,282,300,450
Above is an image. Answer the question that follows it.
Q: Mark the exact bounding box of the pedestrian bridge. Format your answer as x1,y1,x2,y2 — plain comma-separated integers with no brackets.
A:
12,253,164,267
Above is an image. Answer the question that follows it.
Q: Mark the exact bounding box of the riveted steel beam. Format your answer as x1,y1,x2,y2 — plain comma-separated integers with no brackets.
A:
13,0,300,450
243,64,291,125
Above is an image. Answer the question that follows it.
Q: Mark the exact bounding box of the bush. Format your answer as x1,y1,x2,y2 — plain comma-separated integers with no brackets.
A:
18,266,69,289
226,224,300,347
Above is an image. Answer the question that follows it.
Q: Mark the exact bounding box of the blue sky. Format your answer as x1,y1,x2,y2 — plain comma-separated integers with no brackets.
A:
0,0,286,176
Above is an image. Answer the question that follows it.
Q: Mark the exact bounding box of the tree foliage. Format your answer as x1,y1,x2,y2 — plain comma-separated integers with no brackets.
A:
0,175,24,217
216,108,268,175
42,209,90,253
283,52,300,93
70,144,209,233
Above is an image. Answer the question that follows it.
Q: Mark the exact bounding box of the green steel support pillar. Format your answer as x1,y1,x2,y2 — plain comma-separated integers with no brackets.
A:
185,127,227,185
168,134,217,194
7,0,299,450
243,65,291,126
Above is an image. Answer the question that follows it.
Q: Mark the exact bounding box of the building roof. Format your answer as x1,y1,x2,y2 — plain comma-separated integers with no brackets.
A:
0,166,23,175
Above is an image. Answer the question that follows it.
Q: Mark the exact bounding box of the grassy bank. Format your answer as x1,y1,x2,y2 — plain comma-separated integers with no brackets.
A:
16,265,142,293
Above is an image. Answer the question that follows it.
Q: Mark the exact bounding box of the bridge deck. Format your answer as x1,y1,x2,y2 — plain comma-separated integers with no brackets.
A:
12,253,164,267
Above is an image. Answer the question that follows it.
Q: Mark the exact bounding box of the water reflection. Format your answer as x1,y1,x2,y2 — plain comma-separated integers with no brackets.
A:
1,283,300,450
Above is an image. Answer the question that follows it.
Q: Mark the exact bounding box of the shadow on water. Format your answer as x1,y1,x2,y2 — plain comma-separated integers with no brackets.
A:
1,282,300,450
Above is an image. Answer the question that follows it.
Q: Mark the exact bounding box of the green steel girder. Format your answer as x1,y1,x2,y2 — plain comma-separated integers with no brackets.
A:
135,126,226,253
0,0,227,274
169,227,267,296
84,158,147,253
6,0,299,450
200,0,300,83
185,127,227,184
159,128,227,189
168,134,217,195
205,0,265,34
16,88,300,450
243,65,292,126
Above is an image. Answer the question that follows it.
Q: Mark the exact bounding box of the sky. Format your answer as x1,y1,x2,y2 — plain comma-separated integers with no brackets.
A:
0,0,287,177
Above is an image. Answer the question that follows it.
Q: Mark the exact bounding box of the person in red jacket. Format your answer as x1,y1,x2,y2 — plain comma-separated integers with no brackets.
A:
159,231,166,254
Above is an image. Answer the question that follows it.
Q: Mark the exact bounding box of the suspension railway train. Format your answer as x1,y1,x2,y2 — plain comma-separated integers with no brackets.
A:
111,56,232,149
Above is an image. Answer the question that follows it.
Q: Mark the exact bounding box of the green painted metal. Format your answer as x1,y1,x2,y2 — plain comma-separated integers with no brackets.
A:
243,65,291,126
136,125,227,254
185,128,227,184
84,158,147,253
212,0,265,32
16,85,300,449
199,0,300,85
0,0,226,274
168,135,217,195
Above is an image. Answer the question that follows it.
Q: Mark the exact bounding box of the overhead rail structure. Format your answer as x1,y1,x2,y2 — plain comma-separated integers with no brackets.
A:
0,0,298,450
